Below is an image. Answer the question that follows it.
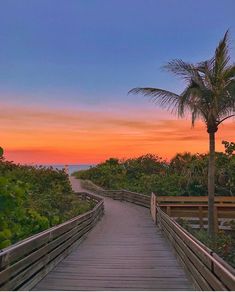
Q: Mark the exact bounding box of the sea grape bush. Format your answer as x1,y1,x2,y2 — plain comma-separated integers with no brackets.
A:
0,159,93,249
73,142,235,196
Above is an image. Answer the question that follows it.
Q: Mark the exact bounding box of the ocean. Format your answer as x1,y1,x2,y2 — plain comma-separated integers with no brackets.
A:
35,164,95,174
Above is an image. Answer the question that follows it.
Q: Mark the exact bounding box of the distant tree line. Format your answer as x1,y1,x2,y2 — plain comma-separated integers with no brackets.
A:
74,141,235,197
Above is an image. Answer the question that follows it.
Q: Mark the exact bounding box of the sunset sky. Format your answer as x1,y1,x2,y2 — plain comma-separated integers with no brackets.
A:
1,0,235,164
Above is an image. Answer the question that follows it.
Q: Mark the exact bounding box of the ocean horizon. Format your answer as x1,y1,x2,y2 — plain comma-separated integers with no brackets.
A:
33,164,95,174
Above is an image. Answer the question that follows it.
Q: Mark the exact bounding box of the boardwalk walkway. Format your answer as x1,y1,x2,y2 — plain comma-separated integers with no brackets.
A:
34,177,193,290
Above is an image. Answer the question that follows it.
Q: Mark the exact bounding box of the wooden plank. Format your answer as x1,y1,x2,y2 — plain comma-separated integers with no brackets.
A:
33,180,193,291
163,226,211,291
0,214,99,286
1,214,101,291
0,210,94,269
19,236,85,291
0,184,104,290
0,233,50,270
157,196,235,203
212,254,235,290
158,207,235,291
161,216,227,291
159,209,213,268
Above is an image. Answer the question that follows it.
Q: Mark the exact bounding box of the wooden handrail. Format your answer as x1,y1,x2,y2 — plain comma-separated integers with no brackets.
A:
150,193,235,290
0,192,104,291
156,196,235,203
96,189,150,208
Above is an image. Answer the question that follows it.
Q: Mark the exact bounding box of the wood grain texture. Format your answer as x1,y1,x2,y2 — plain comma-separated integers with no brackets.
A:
33,177,193,291
0,183,104,291
157,206,235,291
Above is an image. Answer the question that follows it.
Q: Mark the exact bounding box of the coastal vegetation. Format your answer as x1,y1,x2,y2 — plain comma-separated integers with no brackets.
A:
129,31,235,236
177,219,235,267
73,143,235,267
0,154,94,249
73,141,235,197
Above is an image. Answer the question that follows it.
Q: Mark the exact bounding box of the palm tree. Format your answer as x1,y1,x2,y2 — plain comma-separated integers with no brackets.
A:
129,31,235,237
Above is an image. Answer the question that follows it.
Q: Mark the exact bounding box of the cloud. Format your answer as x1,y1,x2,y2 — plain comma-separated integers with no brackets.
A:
1,103,234,163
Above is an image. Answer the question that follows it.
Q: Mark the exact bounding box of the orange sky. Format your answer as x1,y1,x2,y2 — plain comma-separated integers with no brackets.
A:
1,103,235,164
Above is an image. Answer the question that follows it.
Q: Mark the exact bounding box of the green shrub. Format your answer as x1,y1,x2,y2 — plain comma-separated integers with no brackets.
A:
0,159,93,248
176,218,235,268
73,142,235,196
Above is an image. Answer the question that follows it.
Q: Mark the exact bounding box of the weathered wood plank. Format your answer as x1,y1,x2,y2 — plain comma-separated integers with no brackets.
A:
159,209,213,268
157,207,235,291
161,215,227,291
33,179,193,291
0,187,104,291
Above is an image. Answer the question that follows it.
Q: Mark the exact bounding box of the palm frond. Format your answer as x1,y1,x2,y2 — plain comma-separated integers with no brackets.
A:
197,60,214,89
128,87,183,113
213,30,230,78
129,30,235,132
223,64,235,80
163,59,198,81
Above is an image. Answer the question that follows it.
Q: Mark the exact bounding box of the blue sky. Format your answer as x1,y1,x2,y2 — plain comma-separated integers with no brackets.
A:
0,0,235,109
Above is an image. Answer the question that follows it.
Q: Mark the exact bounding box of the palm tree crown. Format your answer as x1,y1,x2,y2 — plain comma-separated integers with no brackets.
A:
129,30,235,236
129,31,235,133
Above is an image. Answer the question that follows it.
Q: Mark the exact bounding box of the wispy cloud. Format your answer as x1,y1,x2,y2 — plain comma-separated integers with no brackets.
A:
1,103,234,163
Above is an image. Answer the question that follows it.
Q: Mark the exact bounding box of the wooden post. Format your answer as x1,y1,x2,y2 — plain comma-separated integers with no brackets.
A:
198,206,204,229
151,193,157,224
166,206,171,216
214,206,218,233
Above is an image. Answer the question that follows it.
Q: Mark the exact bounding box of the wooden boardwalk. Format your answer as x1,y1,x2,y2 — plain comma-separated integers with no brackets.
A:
33,178,193,291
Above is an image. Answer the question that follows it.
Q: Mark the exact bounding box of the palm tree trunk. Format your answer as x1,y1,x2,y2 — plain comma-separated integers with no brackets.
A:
208,132,215,237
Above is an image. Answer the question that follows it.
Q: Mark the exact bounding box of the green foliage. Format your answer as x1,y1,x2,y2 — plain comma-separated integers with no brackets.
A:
73,143,235,196
176,218,234,267
0,160,93,248
222,140,235,157
0,147,3,158
195,229,234,267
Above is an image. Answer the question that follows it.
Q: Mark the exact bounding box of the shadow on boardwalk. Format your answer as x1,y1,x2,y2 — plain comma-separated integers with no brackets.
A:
33,177,193,291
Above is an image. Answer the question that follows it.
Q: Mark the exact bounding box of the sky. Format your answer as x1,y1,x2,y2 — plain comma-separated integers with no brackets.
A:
0,0,235,164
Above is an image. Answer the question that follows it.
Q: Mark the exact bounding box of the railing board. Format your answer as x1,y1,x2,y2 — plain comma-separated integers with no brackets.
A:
0,217,96,291
98,189,150,208
213,256,235,290
0,210,94,270
3,211,103,291
0,193,104,291
0,233,50,270
157,196,235,203
161,219,211,291
156,203,235,291
159,210,212,268
160,203,235,207
18,234,86,291
160,215,227,291
18,236,84,291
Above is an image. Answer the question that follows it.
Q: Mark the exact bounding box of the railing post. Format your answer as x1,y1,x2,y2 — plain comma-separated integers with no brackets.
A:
198,206,204,229
166,206,171,216
151,192,157,224
214,206,218,233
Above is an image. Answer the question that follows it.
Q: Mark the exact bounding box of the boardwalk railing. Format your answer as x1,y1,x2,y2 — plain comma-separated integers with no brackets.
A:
96,189,150,208
0,192,104,291
150,193,235,291
94,188,235,290
156,195,235,231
